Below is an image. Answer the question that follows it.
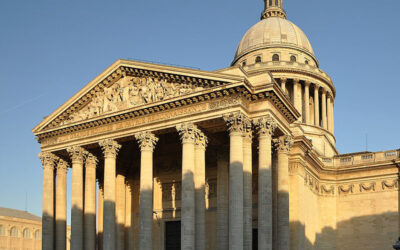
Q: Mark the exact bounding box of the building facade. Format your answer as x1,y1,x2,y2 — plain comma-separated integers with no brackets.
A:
32,0,399,250
0,207,42,250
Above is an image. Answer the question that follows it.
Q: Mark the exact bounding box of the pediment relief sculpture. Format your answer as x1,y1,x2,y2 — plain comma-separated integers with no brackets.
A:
62,76,205,125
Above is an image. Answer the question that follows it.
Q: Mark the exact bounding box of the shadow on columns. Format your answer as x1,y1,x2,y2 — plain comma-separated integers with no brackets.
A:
289,211,398,250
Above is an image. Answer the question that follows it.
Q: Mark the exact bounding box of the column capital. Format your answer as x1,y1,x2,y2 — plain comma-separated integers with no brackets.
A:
293,78,300,83
86,153,98,167
254,115,277,137
176,123,198,144
67,146,88,163
195,130,208,149
243,119,253,143
39,152,58,169
56,159,69,174
304,80,311,86
99,139,121,158
135,131,159,152
321,87,327,94
273,135,294,154
223,111,248,135
314,84,320,90
281,77,287,83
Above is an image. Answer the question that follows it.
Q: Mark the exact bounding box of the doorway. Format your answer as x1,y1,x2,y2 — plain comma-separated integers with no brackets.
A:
165,221,181,250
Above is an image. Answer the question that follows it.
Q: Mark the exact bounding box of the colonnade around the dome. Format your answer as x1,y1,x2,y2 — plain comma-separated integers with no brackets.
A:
279,78,334,134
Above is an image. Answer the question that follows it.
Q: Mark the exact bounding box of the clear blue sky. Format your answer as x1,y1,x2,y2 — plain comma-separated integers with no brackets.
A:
0,0,399,219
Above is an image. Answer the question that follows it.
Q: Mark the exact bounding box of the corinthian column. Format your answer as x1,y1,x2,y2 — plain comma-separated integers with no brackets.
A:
39,152,57,250
55,159,68,250
304,81,311,124
243,119,253,250
67,146,88,250
99,139,121,250
281,78,287,94
195,129,207,250
116,173,126,250
98,182,104,250
274,136,293,250
321,89,327,130
84,153,97,250
217,147,229,250
177,123,197,250
255,116,277,250
293,79,302,120
135,132,158,250
314,85,320,127
223,112,245,250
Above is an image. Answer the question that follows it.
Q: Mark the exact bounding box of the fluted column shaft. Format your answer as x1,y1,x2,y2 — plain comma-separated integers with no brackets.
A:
84,154,97,250
55,159,68,250
255,117,276,250
275,136,293,250
99,139,121,250
224,113,246,250
321,89,327,130
195,130,207,250
217,149,229,250
281,78,287,94
67,146,88,250
314,86,320,127
39,152,57,250
243,122,253,250
116,174,126,250
304,81,310,124
293,79,302,120
98,184,104,250
177,123,197,250
125,182,133,250
327,96,334,134
136,132,158,250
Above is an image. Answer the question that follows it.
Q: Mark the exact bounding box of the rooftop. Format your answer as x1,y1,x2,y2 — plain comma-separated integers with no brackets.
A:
0,207,41,221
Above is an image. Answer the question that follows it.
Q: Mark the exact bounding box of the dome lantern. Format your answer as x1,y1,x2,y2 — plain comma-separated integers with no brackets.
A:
261,0,286,19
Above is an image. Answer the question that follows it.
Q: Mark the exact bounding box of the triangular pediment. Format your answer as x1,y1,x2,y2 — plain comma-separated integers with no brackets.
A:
33,59,245,134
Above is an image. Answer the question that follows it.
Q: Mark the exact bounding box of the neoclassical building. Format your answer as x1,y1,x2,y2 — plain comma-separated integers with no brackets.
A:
32,0,399,250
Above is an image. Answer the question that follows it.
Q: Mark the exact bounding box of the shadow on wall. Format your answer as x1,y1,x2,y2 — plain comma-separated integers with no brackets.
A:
291,212,398,250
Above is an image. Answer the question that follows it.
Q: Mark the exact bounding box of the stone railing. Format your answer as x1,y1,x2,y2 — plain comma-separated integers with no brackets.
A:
321,149,400,168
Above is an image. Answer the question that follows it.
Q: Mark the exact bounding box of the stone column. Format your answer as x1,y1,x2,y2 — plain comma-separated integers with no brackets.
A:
98,183,104,250
281,78,287,94
55,159,68,250
67,146,88,250
195,130,207,250
135,132,158,250
116,173,126,250
217,148,229,250
293,79,302,120
176,123,197,250
39,152,57,250
327,95,334,134
84,153,97,250
125,181,133,250
223,112,245,250
255,116,277,250
314,85,320,127
303,81,311,124
321,89,327,130
274,136,293,250
99,139,121,250
243,120,253,250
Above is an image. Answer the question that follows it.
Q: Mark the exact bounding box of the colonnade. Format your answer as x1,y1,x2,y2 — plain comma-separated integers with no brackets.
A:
39,113,293,250
280,78,334,134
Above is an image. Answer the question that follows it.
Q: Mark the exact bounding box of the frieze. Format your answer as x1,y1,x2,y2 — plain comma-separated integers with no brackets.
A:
320,185,335,195
359,182,376,192
62,76,206,125
382,179,399,190
338,184,354,195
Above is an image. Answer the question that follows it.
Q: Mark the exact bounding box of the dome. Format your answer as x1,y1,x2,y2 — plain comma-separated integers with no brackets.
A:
233,17,314,64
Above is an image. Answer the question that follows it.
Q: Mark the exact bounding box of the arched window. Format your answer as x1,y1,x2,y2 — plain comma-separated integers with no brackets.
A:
305,60,309,65
269,0,272,6
23,228,30,238
34,230,41,240
272,54,280,62
290,55,297,62
10,227,18,237
255,56,262,63
275,0,279,6
0,225,5,236
242,61,246,67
